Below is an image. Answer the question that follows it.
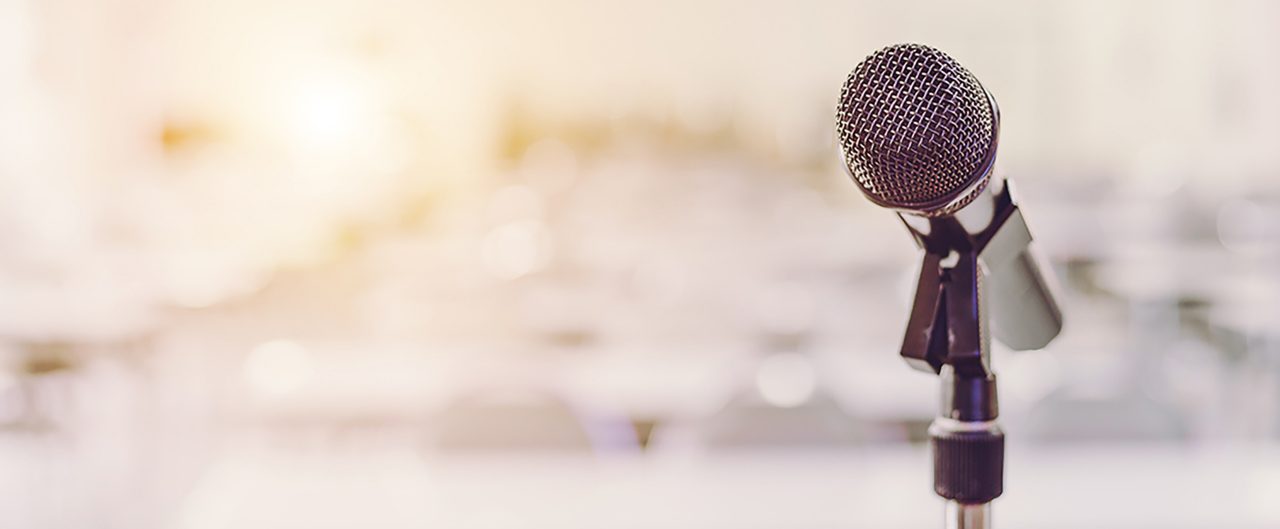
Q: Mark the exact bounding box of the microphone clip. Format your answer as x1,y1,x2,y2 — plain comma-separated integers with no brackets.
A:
897,184,1019,379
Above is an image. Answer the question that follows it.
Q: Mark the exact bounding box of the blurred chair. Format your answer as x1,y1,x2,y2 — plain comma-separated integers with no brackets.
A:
650,390,883,452
1023,390,1189,443
1207,286,1280,439
429,389,638,454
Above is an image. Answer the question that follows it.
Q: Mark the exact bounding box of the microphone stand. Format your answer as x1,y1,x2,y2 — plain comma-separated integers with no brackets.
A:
898,186,1023,529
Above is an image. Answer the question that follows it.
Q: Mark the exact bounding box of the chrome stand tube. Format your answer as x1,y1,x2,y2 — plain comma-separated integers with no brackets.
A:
945,501,990,529
932,369,1003,529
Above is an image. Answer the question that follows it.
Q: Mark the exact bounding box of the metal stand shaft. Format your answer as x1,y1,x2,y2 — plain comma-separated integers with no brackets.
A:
946,501,990,529
931,371,1002,529
930,368,1004,527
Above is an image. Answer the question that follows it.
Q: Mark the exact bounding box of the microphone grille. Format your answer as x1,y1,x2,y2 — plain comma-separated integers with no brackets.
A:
836,43,996,214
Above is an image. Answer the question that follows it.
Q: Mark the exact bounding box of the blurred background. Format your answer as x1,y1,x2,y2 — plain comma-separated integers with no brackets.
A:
3,0,1280,527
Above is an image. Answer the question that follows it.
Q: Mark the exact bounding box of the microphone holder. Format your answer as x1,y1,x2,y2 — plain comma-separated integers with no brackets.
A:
898,184,1022,529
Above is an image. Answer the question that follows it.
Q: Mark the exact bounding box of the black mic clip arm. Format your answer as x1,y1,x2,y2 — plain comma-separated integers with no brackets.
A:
897,182,1021,381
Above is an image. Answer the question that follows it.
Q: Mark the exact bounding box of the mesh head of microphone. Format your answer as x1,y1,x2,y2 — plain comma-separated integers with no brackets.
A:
836,43,998,217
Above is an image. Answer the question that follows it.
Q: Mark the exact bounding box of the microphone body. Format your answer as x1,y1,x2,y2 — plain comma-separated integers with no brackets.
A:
836,43,1063,352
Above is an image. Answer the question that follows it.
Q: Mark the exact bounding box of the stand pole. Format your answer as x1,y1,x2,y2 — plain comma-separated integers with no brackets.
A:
945,501,990,529
930,369,1003,529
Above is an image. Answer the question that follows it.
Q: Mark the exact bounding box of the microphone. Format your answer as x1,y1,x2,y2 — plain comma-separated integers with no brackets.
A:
836,43,1063,352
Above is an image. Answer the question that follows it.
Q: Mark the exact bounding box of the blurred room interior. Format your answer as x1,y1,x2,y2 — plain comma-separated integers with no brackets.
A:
3,0,1280,527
